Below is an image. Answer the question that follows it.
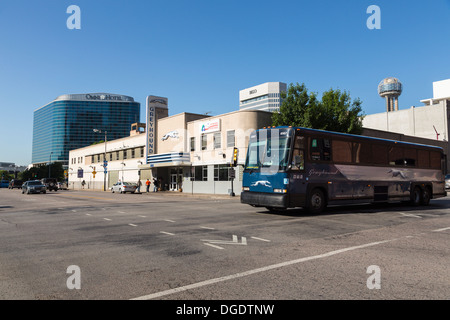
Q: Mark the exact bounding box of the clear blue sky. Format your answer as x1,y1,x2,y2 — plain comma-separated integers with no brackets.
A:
1,0,450,165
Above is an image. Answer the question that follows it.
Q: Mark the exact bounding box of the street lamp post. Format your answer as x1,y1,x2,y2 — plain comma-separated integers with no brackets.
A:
93,129,107,191
49,152,53,178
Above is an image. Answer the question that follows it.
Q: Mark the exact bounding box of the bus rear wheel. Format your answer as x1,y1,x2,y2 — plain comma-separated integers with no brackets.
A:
421,186,431,206
411,186,422,206
306,188,326,214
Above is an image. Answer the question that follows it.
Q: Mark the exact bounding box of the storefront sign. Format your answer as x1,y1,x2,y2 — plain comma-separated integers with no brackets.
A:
199,119,220,134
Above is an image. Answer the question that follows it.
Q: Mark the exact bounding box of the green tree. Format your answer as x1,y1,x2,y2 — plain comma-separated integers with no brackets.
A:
20,162,65,181
272,83,365,134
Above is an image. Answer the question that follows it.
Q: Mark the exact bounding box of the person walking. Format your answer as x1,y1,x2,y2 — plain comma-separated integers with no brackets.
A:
81,180,86,189
145,179,150,193
153,177,158,192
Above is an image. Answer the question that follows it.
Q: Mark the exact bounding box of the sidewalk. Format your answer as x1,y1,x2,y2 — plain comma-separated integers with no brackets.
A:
72,188,240,200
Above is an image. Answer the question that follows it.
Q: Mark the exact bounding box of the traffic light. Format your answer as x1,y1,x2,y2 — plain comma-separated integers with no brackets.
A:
232,147,238,167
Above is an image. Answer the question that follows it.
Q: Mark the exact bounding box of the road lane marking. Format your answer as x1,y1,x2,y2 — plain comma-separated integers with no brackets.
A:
398,212,422,218
204,243,224,250
138,215,147,218
131,237,398,300
129,224,138,227
160,231,174,235
433,227,450,232
103,218,112,221
164,219,176,223
200,226,215,230
202,235,247,246
85,214,92,216
251,236,271,242
118,211,126,214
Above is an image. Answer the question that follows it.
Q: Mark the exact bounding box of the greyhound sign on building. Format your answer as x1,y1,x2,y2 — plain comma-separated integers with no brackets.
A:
146,95,169,163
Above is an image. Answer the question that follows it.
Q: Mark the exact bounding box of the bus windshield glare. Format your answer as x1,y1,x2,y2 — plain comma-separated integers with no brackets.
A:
245,128,292,171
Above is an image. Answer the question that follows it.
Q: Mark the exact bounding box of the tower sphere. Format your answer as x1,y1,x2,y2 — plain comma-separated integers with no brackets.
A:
378,77,403,97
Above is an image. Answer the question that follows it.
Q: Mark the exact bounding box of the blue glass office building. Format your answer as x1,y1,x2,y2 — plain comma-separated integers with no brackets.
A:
32,93,140,166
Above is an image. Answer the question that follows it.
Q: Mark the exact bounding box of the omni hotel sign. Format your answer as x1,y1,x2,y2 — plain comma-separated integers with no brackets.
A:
146,96,168,161
85,94,134,102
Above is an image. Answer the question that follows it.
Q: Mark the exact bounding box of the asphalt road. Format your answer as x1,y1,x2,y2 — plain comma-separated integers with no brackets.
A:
0,188,449,301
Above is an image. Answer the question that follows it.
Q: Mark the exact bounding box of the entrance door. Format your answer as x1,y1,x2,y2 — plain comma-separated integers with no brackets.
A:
170,174,178,191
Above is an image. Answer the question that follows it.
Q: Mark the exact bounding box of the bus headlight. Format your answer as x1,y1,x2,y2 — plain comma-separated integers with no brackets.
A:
242,187,250,191
273,189,287,193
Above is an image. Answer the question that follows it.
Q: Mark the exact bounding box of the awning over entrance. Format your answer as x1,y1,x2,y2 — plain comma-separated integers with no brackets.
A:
143,152,191,168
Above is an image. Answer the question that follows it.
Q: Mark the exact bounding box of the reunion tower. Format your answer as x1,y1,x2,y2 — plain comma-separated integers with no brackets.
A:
378,77,403,112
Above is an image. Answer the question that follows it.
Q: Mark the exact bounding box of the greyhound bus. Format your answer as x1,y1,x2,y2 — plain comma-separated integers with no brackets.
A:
241,127,447,214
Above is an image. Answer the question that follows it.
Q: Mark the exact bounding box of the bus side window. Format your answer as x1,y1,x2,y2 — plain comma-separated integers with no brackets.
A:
372,144,388,165
333,140,352,163
389,146,404,166
292,135,305,170
418,150,430,168
404,148,417,167
430,151,441,169
310,138,331,162
310,138,321,161
354,142,372,164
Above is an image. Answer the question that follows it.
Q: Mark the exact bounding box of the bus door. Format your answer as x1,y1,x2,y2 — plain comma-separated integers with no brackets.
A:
288,133,306,205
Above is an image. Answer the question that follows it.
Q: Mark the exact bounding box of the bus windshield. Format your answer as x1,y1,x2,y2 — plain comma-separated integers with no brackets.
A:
245,128,292,171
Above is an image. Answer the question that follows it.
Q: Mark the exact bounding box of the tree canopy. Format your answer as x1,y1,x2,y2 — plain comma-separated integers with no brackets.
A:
272,83,365,134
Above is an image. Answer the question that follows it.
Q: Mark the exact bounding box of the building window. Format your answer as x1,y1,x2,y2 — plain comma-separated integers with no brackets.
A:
123,150,127,160
140,147,144,157
116,151,120,160
109,153,113,161
194,165,208,181
201,134,207,150
214,132,221,149
190,137,195,152
214,164,230,181
131,149,135,159
227,130,235,148
91,155,95,163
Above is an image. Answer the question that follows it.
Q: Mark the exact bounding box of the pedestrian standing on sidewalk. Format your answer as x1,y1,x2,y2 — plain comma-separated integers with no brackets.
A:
136,179,142,193
153,178,158,192
146,179,150,193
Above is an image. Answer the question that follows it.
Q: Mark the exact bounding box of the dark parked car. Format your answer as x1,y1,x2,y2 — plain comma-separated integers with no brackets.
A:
41,178,58,191
9,179,23,189
22,180,47,194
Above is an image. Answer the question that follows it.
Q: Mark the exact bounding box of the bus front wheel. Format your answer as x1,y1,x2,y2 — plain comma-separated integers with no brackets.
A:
306,188,326,214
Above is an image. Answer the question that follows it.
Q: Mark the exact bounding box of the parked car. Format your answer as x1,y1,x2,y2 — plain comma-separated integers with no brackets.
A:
445,174,450,190
110,182,137,194
41,178,58,192
0,180,10,188
57,182,68,190
22,180,47,194
8,179,23,189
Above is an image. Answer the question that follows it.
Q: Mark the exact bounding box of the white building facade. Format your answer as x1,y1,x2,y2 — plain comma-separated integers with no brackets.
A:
239,82,287,112
68,100,273,194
